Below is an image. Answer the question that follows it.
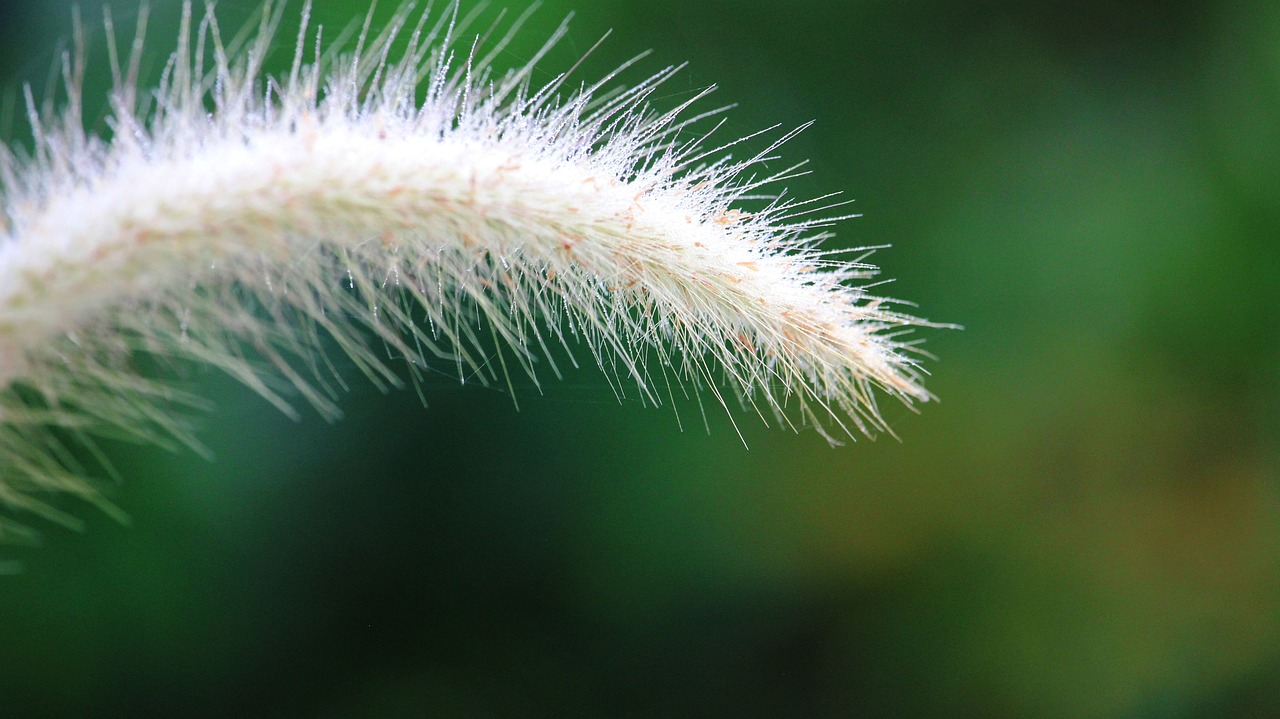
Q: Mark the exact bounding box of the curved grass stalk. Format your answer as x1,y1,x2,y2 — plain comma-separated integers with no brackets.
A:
0,1,945,532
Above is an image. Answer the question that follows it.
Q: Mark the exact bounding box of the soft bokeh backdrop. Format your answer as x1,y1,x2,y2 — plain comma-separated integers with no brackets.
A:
1,0,1277,716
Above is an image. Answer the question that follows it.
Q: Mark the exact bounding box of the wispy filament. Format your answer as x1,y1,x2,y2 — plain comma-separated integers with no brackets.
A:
0,1,943,530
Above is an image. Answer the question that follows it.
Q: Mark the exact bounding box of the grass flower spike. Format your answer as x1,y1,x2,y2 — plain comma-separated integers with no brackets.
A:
0,1,943,530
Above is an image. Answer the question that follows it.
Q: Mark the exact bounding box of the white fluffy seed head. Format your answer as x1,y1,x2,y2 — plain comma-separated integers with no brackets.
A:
0,1,946,530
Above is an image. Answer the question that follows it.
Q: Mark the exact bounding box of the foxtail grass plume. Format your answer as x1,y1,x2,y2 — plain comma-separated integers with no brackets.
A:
0,1,945,532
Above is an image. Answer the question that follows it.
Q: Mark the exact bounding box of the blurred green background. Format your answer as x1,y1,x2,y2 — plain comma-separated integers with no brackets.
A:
1,0,1278,716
